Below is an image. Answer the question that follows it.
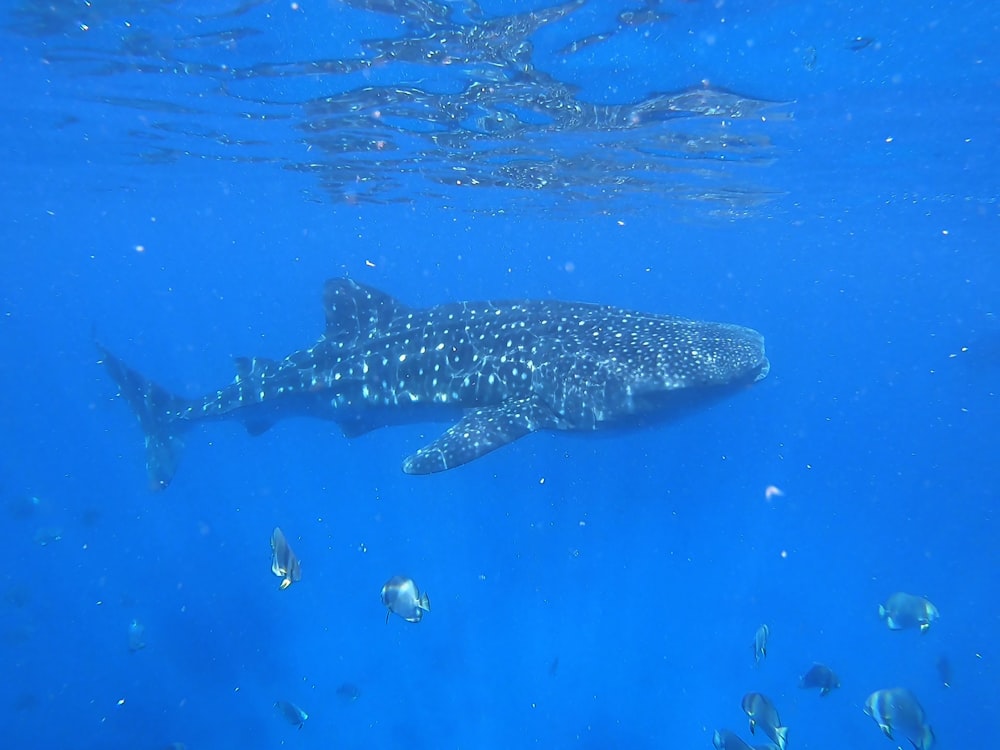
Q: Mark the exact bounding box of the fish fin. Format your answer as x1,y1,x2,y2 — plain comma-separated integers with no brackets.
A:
878,604,886,618
97,342,189,491
230,357,282,435
748,719,756,735
880,723,893,739
339,417,381,438
244,418,276,436
774,726,788,750
322,278,411,345
401,398,555,474
919,622,930,633
385,609,391,625
233,356,254,378
918,724,935,750
419,592,430,612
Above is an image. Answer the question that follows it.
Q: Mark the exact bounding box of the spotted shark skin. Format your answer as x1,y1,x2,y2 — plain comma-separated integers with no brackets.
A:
98,278,769,489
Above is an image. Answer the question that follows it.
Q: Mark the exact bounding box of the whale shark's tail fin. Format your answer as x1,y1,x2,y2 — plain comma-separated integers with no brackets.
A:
96,343,190,491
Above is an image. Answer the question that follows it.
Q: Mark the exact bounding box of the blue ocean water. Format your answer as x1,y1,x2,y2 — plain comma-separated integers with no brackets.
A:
1,0,996,748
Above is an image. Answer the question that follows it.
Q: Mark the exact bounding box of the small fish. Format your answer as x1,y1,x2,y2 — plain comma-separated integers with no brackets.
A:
847,36,876,51
879,592,939,633
864,688,934,750
741,692,788,750
753,624,769,666
270,527,301,590
381,576,430,623
713,729,754,750
799,663,840,696
557,31,615,56
935,655,952,688
335,682,362,702
127,618,146,652
275,699,308,728
6,494,42,521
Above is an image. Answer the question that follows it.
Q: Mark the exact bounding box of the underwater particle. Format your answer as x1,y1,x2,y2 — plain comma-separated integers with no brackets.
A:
764,485,783,501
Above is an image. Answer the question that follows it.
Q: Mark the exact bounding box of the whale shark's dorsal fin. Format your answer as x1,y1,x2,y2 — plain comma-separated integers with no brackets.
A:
402,397,559,474
322,278,410,345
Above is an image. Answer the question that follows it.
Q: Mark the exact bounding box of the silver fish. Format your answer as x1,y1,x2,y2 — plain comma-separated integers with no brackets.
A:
335,682,361,702
381,575,430,623
127,618,146,652
935,655,952,688
275,699,308,728
270,527,302,590
879,592,939,633
864,688,934,750
799,663,840,696
741,692,788,750
753,624,769,666
712,729,778,750
713,729,754,750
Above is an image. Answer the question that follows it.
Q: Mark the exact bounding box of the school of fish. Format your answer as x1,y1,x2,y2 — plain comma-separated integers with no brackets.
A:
713,590,940,750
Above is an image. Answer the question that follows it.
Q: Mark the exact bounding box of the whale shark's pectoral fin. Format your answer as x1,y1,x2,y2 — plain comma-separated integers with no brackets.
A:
402,398,555,474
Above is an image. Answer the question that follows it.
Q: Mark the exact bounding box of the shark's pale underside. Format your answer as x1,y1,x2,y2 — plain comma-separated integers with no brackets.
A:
99,278,769,489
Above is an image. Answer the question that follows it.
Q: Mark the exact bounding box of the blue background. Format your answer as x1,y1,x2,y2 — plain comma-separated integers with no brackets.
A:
1,0,996,748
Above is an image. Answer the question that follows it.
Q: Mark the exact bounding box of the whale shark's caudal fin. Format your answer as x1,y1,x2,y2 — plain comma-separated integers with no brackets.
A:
96,343,189,491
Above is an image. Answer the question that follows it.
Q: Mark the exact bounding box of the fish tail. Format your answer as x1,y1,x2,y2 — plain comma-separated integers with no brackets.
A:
97,342,189,491
774,726,789,750
919,724,935,750
419,592,431,611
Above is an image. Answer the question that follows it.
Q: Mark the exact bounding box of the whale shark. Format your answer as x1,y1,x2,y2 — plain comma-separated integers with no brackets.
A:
98,278,769,489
